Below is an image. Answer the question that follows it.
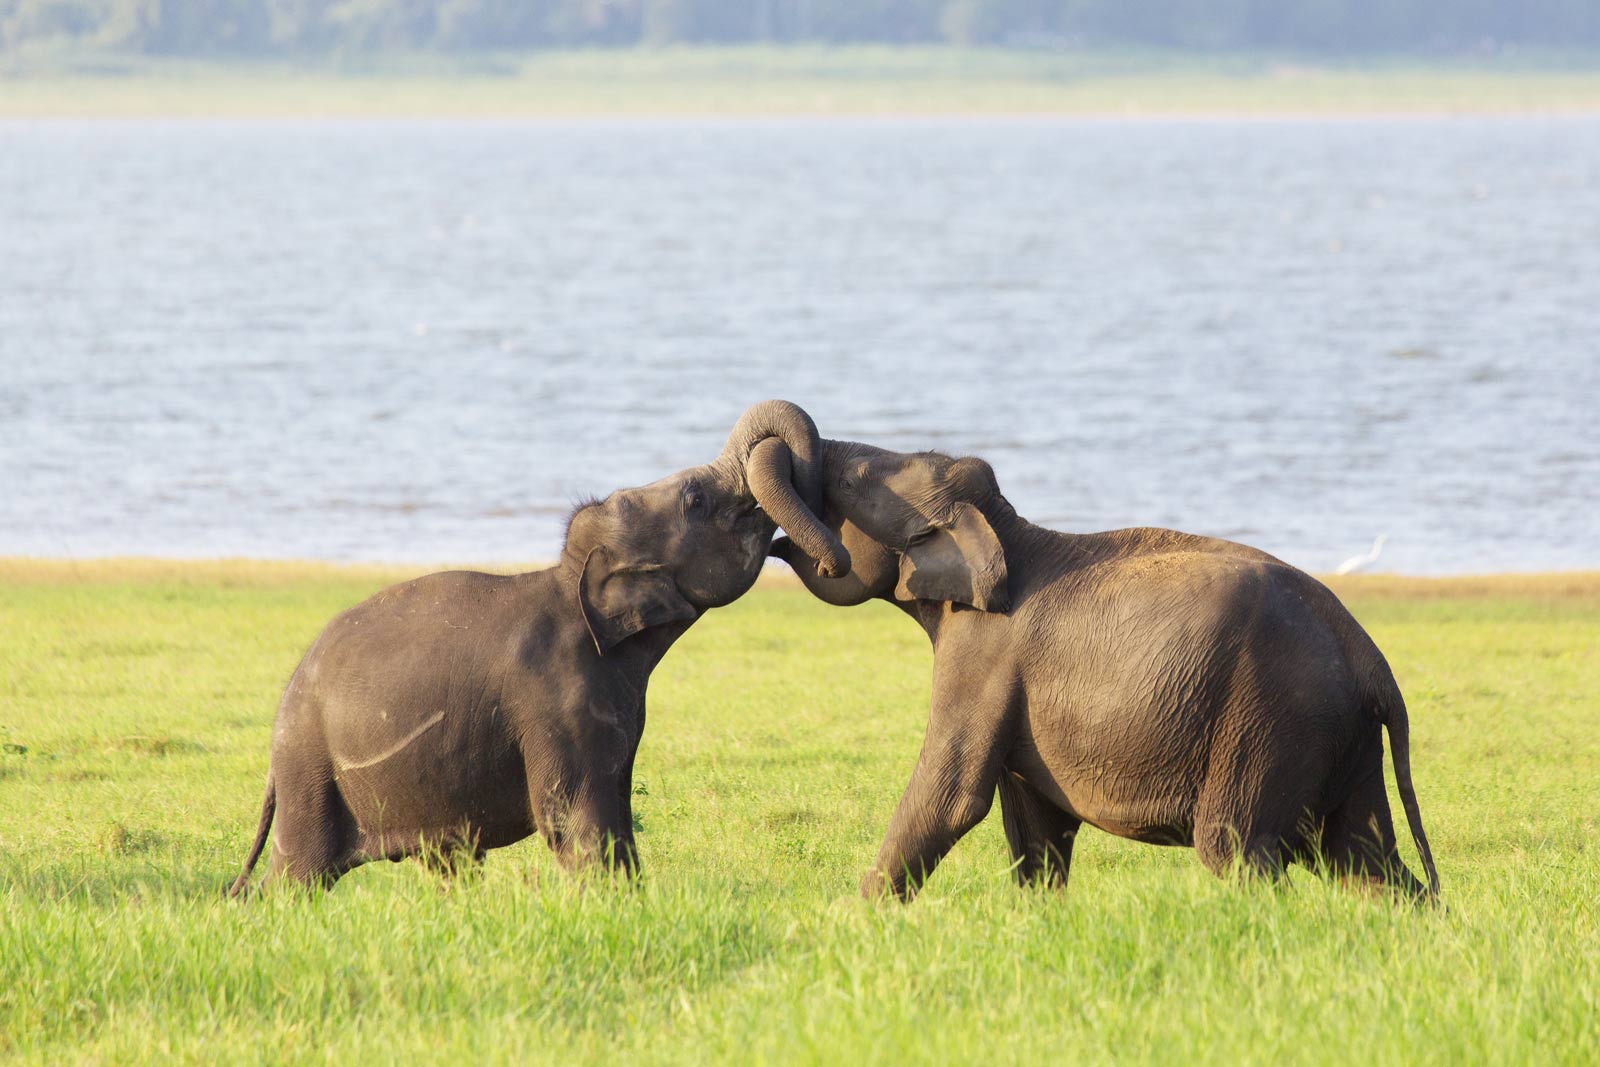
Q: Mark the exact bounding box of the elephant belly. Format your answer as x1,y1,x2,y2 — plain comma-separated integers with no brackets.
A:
328,707,532,856
1012,698,1217,846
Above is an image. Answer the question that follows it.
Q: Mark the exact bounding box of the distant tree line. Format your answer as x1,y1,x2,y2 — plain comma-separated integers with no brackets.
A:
3,0,1598,54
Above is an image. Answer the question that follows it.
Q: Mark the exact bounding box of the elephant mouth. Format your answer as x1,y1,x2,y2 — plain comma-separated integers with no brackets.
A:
742,519,775,570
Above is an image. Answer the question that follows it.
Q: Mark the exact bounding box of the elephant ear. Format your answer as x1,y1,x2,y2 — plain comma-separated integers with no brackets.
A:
579,547,698,655
894,502,1010,613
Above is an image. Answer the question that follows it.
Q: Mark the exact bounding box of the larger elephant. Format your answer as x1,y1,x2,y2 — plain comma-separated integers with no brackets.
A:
227,400,848,895
768,439,1439,903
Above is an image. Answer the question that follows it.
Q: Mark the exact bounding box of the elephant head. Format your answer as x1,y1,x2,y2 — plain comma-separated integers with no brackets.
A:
769,441,1011,615
562,400,852,654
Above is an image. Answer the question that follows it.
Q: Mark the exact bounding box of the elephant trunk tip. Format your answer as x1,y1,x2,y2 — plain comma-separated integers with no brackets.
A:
811,545,850,579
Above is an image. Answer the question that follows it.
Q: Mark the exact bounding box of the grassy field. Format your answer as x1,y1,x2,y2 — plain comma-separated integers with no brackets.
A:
5,47,1600,116
1,558,1597,1064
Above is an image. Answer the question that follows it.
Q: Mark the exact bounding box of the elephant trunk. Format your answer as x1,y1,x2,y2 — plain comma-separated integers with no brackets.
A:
770,534,881,605
715,400,849,578
748,439,849,577
715,399,823,506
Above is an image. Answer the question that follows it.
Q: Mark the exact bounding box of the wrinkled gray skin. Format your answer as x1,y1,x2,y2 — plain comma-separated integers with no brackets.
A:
228,400,849,895
771,441,1439,903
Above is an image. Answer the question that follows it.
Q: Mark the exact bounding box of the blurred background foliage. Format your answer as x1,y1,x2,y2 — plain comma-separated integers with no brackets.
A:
2,0,1598,55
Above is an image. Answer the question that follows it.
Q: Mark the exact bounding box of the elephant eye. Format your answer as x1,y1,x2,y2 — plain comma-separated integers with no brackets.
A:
682,482,708,517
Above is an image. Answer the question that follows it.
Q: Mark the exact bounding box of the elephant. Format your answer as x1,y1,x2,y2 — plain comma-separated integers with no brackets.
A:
768,440,1440,903
227,400,849,895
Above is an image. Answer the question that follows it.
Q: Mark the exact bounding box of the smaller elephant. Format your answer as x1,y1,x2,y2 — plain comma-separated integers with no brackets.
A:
227,400,849,894
770,439,1439,903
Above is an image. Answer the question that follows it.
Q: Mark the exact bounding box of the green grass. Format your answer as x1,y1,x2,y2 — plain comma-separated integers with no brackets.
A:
1,559,1597,1064
4,47,1600,116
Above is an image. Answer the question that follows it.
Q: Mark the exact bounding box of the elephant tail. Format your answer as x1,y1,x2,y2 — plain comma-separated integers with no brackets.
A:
1378,691,1440,901
227,770,275,899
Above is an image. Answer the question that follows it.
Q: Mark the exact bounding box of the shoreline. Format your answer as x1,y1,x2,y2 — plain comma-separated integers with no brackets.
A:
5,51,1600,119
8,110,1600,122
5,556,1598,600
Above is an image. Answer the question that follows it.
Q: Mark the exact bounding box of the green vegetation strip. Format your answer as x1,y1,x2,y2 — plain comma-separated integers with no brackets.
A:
5,49,1600,116
1,560,1597,1063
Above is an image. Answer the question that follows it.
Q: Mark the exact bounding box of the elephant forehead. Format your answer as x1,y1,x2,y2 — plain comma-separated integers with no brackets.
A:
865,459,947,519
617,475,677,508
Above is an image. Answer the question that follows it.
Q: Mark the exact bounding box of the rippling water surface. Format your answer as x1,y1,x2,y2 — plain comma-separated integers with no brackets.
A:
2,117,1596,574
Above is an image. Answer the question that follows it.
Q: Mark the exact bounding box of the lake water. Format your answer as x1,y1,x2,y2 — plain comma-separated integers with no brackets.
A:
1,117,1596,574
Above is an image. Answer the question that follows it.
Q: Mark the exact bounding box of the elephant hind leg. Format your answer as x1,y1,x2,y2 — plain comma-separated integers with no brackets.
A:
1193,823,1292,883
1315,763,1430,901
264,766,362,892
997,773,1081,890
1191,770,1316,885
1191,702,1334,885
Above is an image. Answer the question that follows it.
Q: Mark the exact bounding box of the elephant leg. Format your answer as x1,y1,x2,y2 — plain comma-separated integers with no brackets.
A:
1316,756,1430,901
862,683,1011,902
565,786,637,876
1192,727,1325,885
997,773,1081,890
616,745,641,847
532,770,637,879
264,760,361,892
588,741,642,874
1193,824,1289,884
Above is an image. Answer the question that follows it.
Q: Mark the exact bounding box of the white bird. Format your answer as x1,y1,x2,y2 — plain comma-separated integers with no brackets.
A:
1335,534,1388,575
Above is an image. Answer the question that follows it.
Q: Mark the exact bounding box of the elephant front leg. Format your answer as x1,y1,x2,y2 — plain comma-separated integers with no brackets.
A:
862,699,1009,901
534,774,638,879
